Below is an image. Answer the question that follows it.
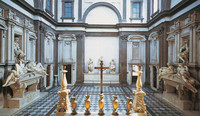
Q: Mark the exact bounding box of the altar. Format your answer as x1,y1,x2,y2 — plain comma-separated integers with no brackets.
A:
84,73,119,84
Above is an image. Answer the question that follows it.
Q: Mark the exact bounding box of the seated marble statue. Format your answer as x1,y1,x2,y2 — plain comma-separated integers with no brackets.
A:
98,56,104,65
177,44,189,63
177,63,200,93
3,61,27,87
14,37,26,61
98,56,106,73
109,59,116,74
158,63,175,80
26,60,47,75
88,58,94,73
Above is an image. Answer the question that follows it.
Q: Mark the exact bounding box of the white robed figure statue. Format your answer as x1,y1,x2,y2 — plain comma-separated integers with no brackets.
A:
98,56,106,74
88,58,94,74
109,59,116,74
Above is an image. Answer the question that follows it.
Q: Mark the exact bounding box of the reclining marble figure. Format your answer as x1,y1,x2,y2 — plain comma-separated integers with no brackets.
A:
2,61,27,87
177,63,200,93
26,60,47,75
158,62,175,80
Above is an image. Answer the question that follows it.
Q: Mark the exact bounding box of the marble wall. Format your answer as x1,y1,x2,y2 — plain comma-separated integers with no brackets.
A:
85,36,119,73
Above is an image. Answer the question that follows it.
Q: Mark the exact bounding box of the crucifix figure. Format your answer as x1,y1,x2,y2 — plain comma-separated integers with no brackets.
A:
95,60,109,93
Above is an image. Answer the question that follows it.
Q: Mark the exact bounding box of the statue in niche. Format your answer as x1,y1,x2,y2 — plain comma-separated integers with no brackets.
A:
26,60,47,75
98,56,106,74
109,59,116,74
88,58,94,74
3,61,27,87
14,37,25,61
177,44,189,63
177,63,200,93
158,63,175,80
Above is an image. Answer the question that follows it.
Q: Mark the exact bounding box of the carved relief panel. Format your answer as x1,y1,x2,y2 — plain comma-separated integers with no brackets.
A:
44,31,55,63
58,34,76,63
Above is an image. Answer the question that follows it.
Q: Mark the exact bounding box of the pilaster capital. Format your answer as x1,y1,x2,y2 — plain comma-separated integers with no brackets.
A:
75,34,84,40
39,25,46,33
120,34,129,41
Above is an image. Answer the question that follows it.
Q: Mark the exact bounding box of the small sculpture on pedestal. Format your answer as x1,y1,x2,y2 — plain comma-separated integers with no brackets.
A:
109,59,116,74
88,58,94,74
56,70,71,116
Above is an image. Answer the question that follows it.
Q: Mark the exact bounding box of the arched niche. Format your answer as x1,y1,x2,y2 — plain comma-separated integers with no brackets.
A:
83,2,122,24
57,34,77,85
44,31,55,63
127,35,146,85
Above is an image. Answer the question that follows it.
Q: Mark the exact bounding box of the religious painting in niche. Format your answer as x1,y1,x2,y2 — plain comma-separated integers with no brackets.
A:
64,65,71,84
46,65,51,87
132,65,138,83
153,66,157,88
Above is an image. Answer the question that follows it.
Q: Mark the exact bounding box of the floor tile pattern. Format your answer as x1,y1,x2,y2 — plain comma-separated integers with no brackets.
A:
12,85,185,116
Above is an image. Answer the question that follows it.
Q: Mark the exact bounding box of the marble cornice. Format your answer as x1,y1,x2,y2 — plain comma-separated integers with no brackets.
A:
7,0,199,30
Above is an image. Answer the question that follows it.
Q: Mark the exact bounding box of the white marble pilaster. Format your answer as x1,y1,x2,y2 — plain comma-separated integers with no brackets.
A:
189,27,193,63
0,31,6,63
192,26,197,64
10,24,15,62
71,40,77,85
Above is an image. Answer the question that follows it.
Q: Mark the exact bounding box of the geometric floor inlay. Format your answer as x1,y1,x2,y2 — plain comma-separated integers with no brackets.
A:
12,85,185,116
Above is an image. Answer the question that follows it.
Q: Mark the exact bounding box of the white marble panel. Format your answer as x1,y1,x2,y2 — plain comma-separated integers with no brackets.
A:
119,28,148,32
85,36,119,73
85,6,119,24
84,73,119,84
86,28,118,32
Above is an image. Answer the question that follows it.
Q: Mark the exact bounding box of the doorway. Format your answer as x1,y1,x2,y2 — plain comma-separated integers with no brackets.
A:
132,65,138,83
46,65,51,87
153,66,157,88
64,65,72,84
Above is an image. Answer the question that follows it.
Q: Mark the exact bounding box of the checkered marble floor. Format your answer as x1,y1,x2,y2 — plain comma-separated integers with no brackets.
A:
12,85,185,116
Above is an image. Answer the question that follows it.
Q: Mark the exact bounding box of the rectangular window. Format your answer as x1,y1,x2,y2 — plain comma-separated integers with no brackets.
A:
64,2,72,17
132,2,141,18
46,0,51,11
153,0,158,13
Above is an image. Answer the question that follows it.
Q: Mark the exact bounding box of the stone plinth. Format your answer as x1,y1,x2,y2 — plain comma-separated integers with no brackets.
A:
5,74,43,108
84,73,119,84
163,92,193,110
8,90,39,108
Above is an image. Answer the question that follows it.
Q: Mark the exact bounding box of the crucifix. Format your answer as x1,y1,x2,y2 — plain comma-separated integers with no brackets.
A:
95,60,109,93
